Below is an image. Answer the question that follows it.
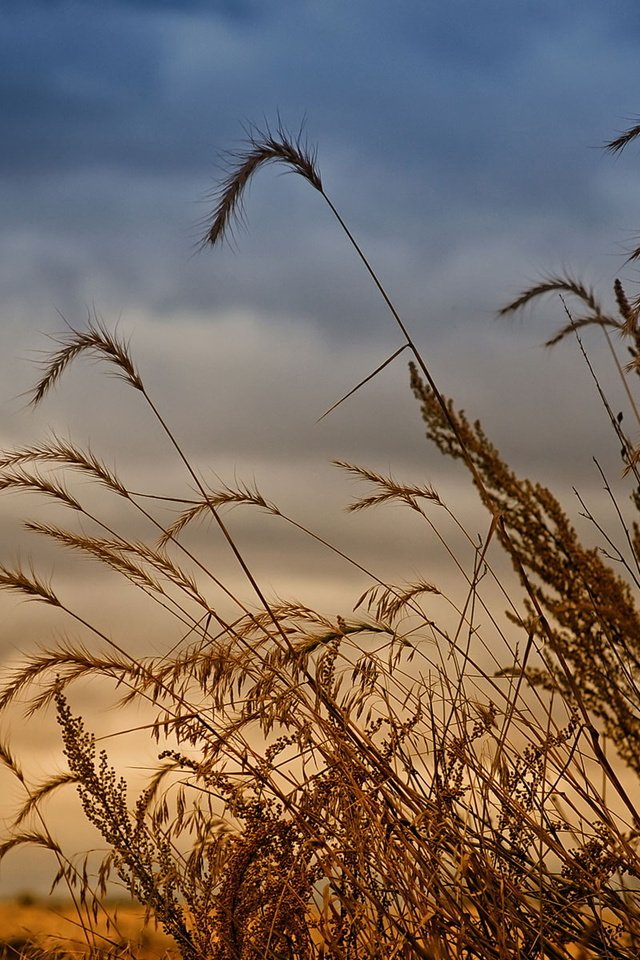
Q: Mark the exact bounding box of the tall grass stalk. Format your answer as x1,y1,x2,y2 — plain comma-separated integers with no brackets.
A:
1,120,640,958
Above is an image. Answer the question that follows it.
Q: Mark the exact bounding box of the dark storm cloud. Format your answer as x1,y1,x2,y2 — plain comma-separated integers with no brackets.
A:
108,0,259,13
1,0,636,190
0,5,193,179
1,1,640,430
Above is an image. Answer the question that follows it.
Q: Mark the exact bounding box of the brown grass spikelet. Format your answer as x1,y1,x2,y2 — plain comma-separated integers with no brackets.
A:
498,274,603,318
0,437,130,517
0,468,81,511
614,277,632,321
29,314,143,407
355,579,440,623
157,481,276,549
202,119,322,249
0,561,60,607
605,118,640,154
499,273,624,347
614,277,640,341
0,738,24,782
333,458,442,512
0,831,64,862
557,112,640,283
0,643,135,714
0,435,130,498
23,522,164,595
14,772,82,828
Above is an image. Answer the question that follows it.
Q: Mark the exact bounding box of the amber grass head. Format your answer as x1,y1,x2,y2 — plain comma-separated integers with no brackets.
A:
201,119,322,250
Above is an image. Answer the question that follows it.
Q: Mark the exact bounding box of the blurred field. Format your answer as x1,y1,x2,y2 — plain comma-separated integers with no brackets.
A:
0,898,176,958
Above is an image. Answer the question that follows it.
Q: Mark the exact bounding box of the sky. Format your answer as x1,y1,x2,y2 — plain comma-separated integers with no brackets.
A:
2,0,640,896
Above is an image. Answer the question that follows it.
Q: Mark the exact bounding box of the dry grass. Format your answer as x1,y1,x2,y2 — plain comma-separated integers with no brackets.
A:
1,120,640,958
0,898,174,959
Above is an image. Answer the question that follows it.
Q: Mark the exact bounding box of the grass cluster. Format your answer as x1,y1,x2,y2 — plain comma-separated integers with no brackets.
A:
1,121,640,958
